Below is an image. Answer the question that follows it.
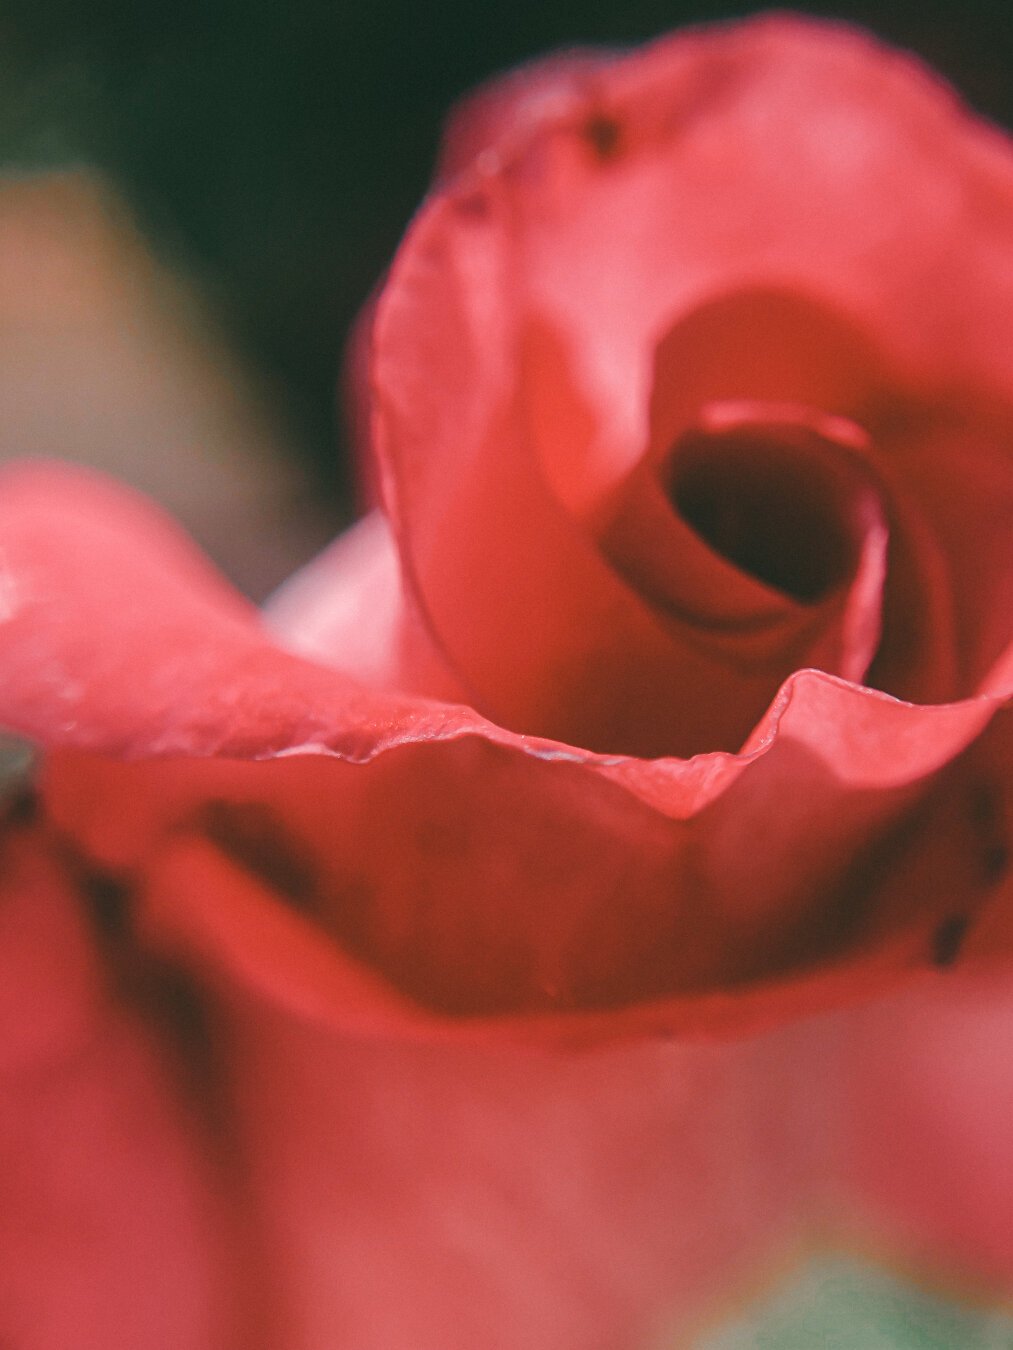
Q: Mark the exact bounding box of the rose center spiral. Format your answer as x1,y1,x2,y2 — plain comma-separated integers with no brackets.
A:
668,420,860,605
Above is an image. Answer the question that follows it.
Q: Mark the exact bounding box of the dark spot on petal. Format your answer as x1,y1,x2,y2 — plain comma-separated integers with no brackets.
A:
1,785,38,829
140,960,206,1042
968,780,999,828
48,831,134,943
0,736,38,829
80,867,132,941
932,913,970,968
983,841,1010,885
138,958,217,1096
583,112,622,161
968,781,1009,886
198,799,319,909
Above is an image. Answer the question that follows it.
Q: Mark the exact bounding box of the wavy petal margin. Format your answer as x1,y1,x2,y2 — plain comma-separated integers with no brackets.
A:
0,462,1007,1039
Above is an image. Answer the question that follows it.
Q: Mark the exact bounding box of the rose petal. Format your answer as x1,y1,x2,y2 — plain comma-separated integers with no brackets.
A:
369,16,1013,754
436,49,615,185
881,406,1013,694
181,965,826,1350
489,17,1013,415
841,966,1013,1286
0,460,481,763
104,941,1013,1347
0,461,1005,1034
42,688,1010,1038
0,822,242,1347
265,510,468,702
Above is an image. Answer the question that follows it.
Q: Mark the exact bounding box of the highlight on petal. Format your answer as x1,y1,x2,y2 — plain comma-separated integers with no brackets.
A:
265,510,468,703
436,48,614,184
0,459,483,763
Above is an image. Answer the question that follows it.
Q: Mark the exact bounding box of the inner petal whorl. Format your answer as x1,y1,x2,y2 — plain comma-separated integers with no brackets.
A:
667,401,876,607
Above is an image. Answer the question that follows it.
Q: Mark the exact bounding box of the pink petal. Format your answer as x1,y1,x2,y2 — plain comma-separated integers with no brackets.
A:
265,511,468,703
0,822,243,1347
368,17,1012,756
840,965,1013,1287
0,461,1006,1037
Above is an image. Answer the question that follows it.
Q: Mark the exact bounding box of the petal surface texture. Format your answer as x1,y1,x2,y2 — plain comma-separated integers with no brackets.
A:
369,17,1013,757
0,461,1007,1033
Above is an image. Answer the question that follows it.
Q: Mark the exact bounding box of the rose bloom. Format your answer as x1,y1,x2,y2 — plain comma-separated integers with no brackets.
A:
1,14,1012,1349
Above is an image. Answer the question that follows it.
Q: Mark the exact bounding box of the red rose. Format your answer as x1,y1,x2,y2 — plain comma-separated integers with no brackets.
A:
0,15,1011,1347
268,12,1013,1024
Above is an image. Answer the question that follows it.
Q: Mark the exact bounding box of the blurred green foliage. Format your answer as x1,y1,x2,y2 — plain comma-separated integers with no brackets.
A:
692,1256,1013,1349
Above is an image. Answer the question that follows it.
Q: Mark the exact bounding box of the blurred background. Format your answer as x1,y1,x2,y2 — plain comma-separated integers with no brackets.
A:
0,0,1010,596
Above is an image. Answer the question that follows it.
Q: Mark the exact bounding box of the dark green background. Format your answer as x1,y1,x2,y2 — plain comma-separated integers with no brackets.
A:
2,1,1010,512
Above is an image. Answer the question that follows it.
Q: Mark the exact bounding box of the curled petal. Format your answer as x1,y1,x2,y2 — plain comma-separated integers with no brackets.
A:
0,462,1008,1039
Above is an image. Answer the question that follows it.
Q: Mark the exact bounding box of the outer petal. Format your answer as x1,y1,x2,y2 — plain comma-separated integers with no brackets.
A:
111,935,1013,1349
448,16,1013,409
436,49,614,184
2,497,1005,1348
265,510,468,703
0,460,478,762
9,802,1003,1349
0,815,243,1348
839,965,1013,1289
181,964,830,1350
0,461,1009,1040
